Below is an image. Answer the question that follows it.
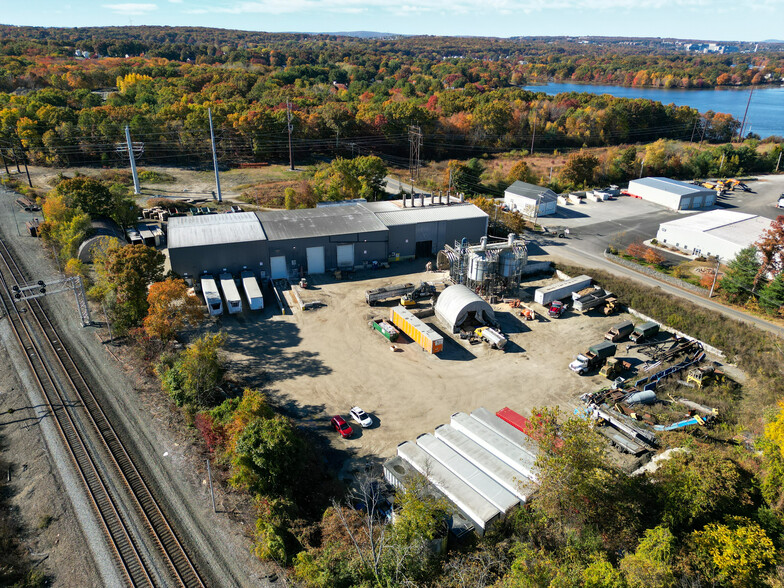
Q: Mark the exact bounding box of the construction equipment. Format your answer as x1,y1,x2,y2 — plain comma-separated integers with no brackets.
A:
605,320,634,342
570,341,616,375
366,283,415,305
520,303,536,321
548,300,565,318
399,282,437,307
654,414,711,431
602,297,619,315
686,365,726,389
599,357,630,380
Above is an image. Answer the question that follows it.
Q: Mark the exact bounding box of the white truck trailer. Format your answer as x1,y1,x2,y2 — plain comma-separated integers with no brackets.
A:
219,273,242,314
240,270,264,310
201,275,223,316
534,275,592,305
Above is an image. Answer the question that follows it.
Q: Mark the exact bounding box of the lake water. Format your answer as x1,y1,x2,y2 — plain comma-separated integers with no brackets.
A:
524,82,784,139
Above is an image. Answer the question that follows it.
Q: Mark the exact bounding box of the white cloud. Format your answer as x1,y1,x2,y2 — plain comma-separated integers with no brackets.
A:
103,2,159,14
168,0,183,3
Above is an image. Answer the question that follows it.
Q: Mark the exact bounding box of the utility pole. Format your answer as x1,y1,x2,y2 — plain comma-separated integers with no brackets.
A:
709,257,721,298
776,152,782,173
699,119,708,145
639,156,646,179
17,138,32,188
689,117,699,143
719,153,725,173
530,116,537,155
737,87,754,141
208,108,222,203
408,125,422,181
124,126,140,195
287,99,294,171
0,148,9,175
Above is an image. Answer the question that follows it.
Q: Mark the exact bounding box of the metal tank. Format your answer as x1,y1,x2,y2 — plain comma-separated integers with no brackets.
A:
467,252,490,281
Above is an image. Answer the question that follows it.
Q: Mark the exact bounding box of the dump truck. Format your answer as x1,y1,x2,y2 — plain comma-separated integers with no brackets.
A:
572,286,614,313
569,341,617,375
369,318,400,342
475,326,507,350
366,283,415,305
605,320,635,342
629,321,659,343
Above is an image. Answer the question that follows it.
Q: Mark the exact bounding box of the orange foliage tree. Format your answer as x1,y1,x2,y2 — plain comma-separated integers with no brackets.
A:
143,278,204,341
643,248,665,266
626,242,648,260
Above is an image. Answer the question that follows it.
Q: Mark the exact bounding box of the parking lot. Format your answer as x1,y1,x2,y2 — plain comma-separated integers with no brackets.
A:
210,263,647,476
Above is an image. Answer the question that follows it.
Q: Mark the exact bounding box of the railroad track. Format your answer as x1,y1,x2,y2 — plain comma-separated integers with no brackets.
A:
0,233,206,588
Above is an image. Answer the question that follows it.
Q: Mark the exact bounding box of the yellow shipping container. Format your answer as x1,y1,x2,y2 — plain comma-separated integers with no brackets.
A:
389,306,444,354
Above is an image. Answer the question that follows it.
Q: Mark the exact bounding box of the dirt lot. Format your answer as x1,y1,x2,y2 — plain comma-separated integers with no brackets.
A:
214,263,636,480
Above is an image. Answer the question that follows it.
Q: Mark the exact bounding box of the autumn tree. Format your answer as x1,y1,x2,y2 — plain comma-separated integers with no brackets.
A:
506,160,537,185
619,526,676,588
94,242,165,332
560,151,599,188
445,158,485,194
643,247,665,266
143,278,204,341
626,241,649,260
312,156,387,202
177,332,226,407
755,215,784,288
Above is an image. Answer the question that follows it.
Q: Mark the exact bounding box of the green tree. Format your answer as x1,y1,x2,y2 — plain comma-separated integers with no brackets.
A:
233,415,306,495
312,156,387,202
445,158,485,194
720,246,761,303
53,175,136,224
759,272,784,315
95,242,165,332
178,332,226,407
506,160,537,185
284,187,296,210
619,526,675,588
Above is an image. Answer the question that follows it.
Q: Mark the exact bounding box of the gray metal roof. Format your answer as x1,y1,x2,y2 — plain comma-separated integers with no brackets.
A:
630,177,714,197
504,181,558,203
374,203,488,227
256,205,388,241
168,212,266,249
359,201,401,212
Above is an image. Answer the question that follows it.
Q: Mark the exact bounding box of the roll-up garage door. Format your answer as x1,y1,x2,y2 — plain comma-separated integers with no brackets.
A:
270,256,287,279
337,244,354,268
306,246,325,274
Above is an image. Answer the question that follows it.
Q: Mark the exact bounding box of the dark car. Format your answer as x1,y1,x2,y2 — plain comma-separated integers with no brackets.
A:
331,415,353,439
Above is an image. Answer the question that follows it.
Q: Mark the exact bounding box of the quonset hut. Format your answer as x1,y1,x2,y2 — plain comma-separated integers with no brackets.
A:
434,284,496,334
167,203,488,281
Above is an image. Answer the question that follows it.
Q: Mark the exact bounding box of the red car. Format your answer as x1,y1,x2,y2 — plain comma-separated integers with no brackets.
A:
331,415,353,439
548,301,565,318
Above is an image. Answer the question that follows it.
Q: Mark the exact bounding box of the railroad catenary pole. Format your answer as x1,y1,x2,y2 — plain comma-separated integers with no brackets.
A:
17,138,32,188
776,152,782,173
208,108,222,203
124,126,141,195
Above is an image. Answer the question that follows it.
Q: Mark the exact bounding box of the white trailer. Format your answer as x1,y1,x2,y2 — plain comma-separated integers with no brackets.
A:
434,424,536,502
534,275,592,305
240,270,264,310
201,275,223,316
219,273,242,314
397,441,501,536
451,412,539,483
417,434,520,514
470,408,539,459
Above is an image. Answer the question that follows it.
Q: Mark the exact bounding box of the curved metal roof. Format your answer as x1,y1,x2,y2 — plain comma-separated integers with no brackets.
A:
435,285,495,332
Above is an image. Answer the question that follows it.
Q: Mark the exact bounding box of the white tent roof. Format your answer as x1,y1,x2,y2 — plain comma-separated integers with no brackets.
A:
435,285,495,332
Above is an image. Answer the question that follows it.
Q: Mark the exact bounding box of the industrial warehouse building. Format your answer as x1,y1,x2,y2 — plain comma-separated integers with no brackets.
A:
656,210,772,261
168,202,489,280
627,177,717,211
503,181,558,218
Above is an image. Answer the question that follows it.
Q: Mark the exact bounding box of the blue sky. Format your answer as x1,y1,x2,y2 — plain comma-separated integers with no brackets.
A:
4,0,779,42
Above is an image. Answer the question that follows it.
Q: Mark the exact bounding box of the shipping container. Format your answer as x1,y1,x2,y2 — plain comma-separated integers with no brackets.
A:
434,424,536,502
451,412,538,482
471,408,539,459
240,270,264,310
417,434,520,514
201,275,223,316
588,341,617,359
220,273,243,314
605,320,634,342
534,275,592,305
630,321,660,343
397,441,500,536
389,306,444,353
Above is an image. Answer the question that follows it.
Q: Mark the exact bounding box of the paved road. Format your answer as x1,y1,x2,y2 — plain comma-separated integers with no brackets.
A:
536,239,784,337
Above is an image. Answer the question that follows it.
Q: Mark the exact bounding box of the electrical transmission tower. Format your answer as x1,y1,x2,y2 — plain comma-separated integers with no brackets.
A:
408,125,422,181
287,99,295,171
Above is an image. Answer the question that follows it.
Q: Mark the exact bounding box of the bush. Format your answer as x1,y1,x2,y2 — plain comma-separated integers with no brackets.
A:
138,169,176,183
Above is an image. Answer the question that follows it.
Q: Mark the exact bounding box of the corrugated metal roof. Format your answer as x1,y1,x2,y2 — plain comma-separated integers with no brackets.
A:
659,209,756,232
168,213,266,249
375,203,488,227
359,201,401,212
630,177,714,197
256,205,388,241
504,181,557,202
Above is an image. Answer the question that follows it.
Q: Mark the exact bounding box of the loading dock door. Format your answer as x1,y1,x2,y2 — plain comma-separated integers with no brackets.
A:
306,246,325,274
270,256,287,279
415,240,433,258
337,244,354,268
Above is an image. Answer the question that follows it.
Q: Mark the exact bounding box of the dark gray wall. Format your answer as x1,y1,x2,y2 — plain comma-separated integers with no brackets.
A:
268,232,389,273
170,240,269,279
387,217,488,256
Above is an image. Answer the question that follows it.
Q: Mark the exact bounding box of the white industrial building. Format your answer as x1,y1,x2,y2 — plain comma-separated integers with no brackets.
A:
504,181,558,218
627,177,716,211
655,210,772,261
